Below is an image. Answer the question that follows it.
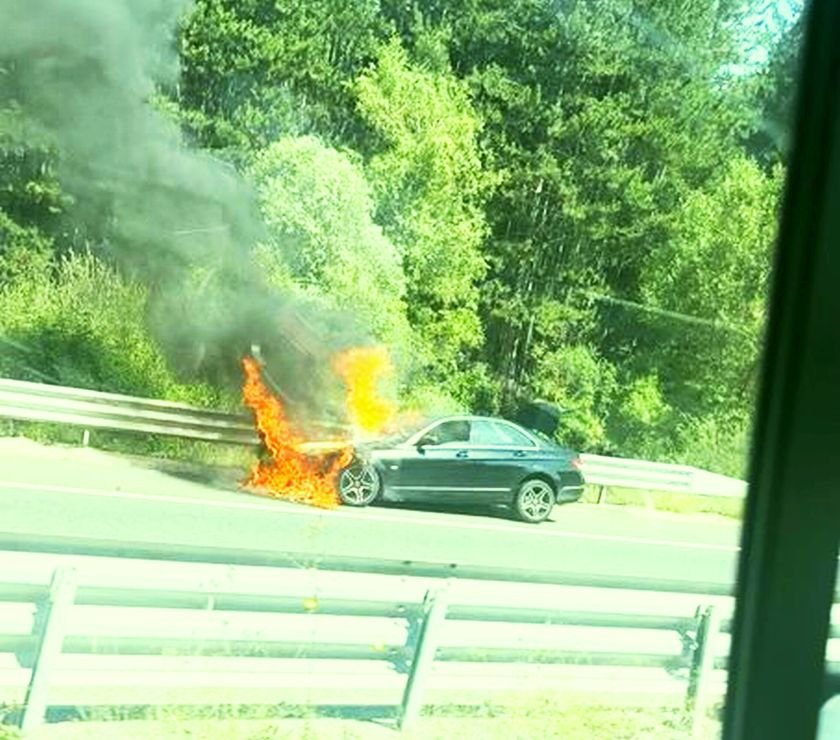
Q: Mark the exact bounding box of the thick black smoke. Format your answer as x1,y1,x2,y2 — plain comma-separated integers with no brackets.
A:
0,0,362,418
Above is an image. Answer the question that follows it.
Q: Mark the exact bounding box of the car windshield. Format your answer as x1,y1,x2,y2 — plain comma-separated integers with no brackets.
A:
0,1,817,739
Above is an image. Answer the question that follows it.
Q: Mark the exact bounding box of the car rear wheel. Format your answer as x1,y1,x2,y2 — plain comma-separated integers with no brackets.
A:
337,463,380,506
514,478,555,523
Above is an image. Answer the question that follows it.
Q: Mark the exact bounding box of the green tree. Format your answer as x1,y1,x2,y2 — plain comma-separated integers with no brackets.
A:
383,0,774,461
0,71,78,252
178,0,388,151
249,136,411,352
355,40,491,398
0,210,52,285
746,11,804,166
634,156,783,420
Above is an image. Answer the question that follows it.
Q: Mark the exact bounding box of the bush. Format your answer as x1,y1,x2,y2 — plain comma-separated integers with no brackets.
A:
0,209,52,284
0,250,232,407
529,344,617,451
249,136,412,354
673,415,750,478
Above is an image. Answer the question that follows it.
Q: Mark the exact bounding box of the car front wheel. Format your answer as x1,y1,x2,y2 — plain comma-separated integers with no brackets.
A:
337,463,380,506
514,478,555,523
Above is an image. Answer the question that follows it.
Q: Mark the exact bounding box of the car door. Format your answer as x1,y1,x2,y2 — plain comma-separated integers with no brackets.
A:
390,419,475,502
464,420,538,499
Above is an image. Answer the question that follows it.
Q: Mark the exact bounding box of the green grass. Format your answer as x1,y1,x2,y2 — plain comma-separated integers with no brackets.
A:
19,703,723,739
0,419,255,469
581,484,743,520
0,703,20,739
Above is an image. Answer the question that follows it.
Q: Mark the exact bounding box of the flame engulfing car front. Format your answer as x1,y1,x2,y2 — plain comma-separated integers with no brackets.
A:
335,415,584,523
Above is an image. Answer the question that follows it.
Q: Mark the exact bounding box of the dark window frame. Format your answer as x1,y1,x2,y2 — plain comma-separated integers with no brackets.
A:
724,1,840,737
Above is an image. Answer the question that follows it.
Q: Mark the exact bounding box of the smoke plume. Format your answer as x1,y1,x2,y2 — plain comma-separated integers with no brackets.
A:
0,0,362,418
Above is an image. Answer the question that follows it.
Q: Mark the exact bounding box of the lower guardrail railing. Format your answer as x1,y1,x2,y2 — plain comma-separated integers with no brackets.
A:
0,550,762,734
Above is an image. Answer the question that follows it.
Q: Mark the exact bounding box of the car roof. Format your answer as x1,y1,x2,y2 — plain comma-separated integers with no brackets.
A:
430,415,522,425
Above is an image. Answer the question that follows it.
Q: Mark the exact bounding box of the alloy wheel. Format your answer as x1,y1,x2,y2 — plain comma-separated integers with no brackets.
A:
338,464,380,506
517,479,554,522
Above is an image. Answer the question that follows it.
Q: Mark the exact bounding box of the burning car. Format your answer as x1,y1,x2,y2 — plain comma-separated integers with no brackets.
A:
335,415,584,523
241,352,582,522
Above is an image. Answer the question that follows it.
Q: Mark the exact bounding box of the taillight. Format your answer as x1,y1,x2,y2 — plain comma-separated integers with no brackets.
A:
570,456,582,470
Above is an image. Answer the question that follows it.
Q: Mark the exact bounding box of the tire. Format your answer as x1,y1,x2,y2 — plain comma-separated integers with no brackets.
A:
337,462,381,506
514,478,555,523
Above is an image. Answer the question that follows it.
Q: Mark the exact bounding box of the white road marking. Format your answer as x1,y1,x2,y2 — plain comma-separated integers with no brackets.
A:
0,480,741,553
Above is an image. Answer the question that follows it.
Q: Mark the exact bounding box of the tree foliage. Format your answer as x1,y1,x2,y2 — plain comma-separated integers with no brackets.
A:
0,249,223,407
376,0,786,461
249,135,410,351
355,40,490,388
747,11,804,166
178,0,387,149
0,0,802,471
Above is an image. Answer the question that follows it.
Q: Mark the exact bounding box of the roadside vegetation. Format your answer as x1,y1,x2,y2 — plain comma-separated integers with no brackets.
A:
580,485,744,519
10,702,720,739
0,2,802,475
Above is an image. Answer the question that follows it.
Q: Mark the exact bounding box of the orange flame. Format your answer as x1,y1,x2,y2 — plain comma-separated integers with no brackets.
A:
241,356,351,508
333,346,396,435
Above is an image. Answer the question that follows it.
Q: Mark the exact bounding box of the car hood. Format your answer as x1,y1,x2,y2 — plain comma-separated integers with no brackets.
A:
352,437,406,453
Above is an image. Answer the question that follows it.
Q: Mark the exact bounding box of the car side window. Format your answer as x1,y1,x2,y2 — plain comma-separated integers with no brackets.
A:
427,420,471,446
470,420,504,445
491,422,536,447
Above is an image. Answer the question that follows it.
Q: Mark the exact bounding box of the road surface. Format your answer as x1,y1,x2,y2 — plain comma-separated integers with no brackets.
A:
0,438,743,590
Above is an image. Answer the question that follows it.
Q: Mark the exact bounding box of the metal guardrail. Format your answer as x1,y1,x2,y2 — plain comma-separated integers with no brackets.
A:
0,377,259,445
0,550,738,733
580,454,748,500
0,377,748,499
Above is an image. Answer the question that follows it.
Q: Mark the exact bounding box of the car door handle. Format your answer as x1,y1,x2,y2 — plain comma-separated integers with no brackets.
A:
455,450,469,458
513,450,527,458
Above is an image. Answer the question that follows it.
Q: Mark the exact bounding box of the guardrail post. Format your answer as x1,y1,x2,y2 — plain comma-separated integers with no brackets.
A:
398,584,449,731
20,567,77,732
686,604,720,737
597,485,608,504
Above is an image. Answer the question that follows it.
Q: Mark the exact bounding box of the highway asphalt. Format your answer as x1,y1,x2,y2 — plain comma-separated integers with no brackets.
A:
0,438,743,590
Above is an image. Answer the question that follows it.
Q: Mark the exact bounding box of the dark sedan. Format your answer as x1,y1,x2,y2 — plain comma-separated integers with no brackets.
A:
336,415,584,523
